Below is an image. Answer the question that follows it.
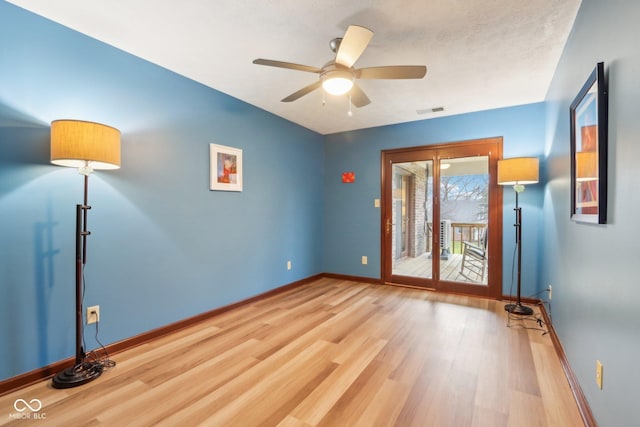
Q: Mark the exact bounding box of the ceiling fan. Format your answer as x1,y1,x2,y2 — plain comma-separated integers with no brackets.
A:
253,25,427,108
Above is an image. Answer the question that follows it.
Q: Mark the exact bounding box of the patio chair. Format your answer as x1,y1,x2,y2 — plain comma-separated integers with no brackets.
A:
459,228,488,282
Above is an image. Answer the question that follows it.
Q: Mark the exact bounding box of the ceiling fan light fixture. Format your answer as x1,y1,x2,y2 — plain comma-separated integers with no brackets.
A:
254,25,426,108
322,69,354,95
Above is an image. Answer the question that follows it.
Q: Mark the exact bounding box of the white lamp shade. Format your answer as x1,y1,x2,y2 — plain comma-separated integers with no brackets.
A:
322,69,354,95
497,157,539,185
51,120,121,170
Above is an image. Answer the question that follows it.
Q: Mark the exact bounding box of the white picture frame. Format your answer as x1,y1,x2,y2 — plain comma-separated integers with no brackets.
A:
210,143,242,192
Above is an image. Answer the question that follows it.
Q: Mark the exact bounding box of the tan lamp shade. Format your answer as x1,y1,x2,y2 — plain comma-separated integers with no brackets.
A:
51,120,121,169
497,157,539,185
576,151,598,181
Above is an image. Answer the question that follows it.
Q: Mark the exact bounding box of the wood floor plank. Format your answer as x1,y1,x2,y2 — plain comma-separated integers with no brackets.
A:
194,340,337,427
276,415,314,427
507,390,547,427
316,358,394,427
156,342,334,425
530,341,584,427
352,378,411,427
0,279,584,426
289,336,388,425
96,340,262,426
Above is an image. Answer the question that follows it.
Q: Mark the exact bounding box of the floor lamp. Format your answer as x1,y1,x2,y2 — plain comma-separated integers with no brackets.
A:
497,157,539,316
50,119,121,388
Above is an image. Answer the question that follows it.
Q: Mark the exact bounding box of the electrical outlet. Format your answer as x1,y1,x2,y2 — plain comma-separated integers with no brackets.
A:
549,285,553,300
362,256,368,265
287,260,292,270
596,360,603,389
87,305,100,324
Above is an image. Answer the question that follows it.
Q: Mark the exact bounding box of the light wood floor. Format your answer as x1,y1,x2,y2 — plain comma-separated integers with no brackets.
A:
0,278,583,426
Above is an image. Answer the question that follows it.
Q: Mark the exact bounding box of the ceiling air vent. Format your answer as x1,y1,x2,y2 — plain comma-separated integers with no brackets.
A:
416,107,445,115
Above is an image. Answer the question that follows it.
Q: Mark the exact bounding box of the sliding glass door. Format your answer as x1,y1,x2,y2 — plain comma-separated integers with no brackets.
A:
382,138,503,298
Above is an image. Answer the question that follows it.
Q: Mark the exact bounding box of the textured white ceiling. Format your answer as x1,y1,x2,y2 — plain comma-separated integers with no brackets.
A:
8,0,581,135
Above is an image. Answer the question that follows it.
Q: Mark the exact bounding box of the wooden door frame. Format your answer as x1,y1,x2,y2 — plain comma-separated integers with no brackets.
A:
380,137,503,299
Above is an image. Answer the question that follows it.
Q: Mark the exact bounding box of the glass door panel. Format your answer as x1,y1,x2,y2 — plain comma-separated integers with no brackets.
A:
391,161,433,279
438,156,489,286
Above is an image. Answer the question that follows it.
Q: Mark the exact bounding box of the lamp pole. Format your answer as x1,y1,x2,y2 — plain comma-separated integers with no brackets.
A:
53,170,103,388
505,187,534,315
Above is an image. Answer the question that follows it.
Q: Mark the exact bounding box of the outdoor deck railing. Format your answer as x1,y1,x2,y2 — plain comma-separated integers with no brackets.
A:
426,222,486,255
450,222,486,254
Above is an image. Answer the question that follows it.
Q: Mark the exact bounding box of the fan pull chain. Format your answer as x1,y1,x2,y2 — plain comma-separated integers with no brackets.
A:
348,93,353,117
322,90,326,107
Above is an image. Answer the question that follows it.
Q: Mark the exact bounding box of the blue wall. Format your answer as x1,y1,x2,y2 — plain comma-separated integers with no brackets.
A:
323,104,546,297
0,2,324,380
542,0,640,424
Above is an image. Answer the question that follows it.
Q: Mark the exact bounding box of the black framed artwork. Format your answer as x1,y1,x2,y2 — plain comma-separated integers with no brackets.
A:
570,62,608,224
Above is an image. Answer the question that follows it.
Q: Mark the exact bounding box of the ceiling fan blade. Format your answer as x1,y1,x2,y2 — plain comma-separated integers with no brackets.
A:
281,81,322,102
253,58,322,74
350,84,370,108
335,25,374,68
356,65,427,79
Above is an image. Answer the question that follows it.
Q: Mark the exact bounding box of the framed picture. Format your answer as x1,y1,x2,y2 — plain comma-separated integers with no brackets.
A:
210,143,242,191
570,62,608,224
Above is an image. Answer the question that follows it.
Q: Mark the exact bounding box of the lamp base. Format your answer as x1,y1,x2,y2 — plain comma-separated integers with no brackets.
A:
52,362,103,389
504,303,534,316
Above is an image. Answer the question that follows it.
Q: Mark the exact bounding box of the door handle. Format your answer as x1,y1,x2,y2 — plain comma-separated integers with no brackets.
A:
386,218,392,234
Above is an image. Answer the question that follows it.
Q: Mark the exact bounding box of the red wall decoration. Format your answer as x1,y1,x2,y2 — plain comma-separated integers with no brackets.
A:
342,171,355,183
